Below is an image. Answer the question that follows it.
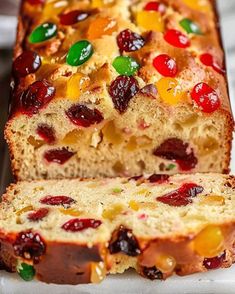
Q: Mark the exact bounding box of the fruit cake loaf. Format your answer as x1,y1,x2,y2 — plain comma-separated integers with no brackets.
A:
0,173,235,284
5,0,233,180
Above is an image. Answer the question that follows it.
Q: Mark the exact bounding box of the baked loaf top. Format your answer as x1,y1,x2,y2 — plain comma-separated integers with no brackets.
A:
0,174,235,284
10,0,231,119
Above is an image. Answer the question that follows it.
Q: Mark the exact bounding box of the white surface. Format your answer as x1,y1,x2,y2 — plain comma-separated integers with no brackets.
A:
0,0,235,293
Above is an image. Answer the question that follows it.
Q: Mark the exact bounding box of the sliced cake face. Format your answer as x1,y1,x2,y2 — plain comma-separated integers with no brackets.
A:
0,174,235,284
5,0,233,180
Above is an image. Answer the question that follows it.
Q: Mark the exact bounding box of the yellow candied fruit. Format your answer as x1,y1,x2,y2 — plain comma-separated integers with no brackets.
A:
91,262,106,284
199,196,225,206
91,0,114,8
27,136,44,148
16,206,34,216
87,17,118,40
193,225,224,258
59,208,82,217
155,254,176,273
136,11,164,32
43,0,68,17
126,136,137,151
102,121,123,145
126,136,152,151
102,204,125,220
156,78,185,105
136,189,151,196
66,73,90,101
182,0,210,12
129,200,140,211
62,129,84,145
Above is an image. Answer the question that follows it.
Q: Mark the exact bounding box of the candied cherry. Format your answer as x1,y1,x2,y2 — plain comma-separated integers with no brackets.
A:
200,53,225,75
164,29,190,48
27,208,49,222
16,263,35,281
13,51,41,77
87,17,118,40
112,56,140,76
117,29,145,52
108,226,141,256
180,18,202,35
156,78,184,105
136,11,164,32
44,148,75,164
13,231,46,261
109,75,139,113
148,174,169,183
66,104,104,127
29,22,57,44
62,218,102,232
191,82,220,113
40,195,75,206
66,40,93,66
142,266,163,280
144,1,166,14
153,54,178,77
20,79,55,116
156,183,203,206
60,10,89,25
203,251,226,270
36,124,56,144
26,0,44,5
153,138,198,171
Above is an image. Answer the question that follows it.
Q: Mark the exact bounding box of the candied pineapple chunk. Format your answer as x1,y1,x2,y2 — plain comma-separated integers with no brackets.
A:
136,11,164,32
67,73,90,101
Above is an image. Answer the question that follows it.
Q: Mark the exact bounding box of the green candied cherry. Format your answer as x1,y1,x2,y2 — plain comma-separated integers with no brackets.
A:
17,262,35,281
179,18,202,35
112,56,140,76
29,22,57,43
66,40,93,66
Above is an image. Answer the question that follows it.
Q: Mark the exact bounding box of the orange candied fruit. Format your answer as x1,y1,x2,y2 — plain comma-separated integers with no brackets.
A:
27,136,44,148
102,204,125,220
182,0,210,12
102,121,122,145
129,200,140,211
66,73,90,101
91,0,114,8
193,225,224,258
59,208,82,216
16,206,34,216
87,17,118,40
199,195,225,206
136,11,164,32
155,254,176,273
62,129,84,145
91,262,106,283
156,77,185,105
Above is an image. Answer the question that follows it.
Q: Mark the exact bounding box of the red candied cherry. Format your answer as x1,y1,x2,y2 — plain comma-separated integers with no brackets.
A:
148,174,170,183
164,29,190,48
62,218,102,232
44,148,75,164
13,230,46,262
191,82,220,113
157,183,203,206
200,53,225,75
60,10,89,25
66,104,104,127
27,208,49,222
26,0,44,5
153,54,178,77
117,29,145,52
36,124,56,144
13,51,41,77
144,1,166,14
203,251,226,270
20,80,55,116
40,195,75,206
109,75,139,113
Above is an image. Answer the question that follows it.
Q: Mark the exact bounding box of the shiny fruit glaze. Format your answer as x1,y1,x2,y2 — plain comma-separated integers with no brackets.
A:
117,29,145,52
179,18,202,35
60,10,89,25
29,22,57,44
109,75,139,113
17,263,35,281
156,183,204,206
27,208,49,222
148,174,170,183
66,40,93,66
40,195,75,206
112,56,140,76
153,54,178,77
91,262,106,284
136,11,164,32
87,17,118,39
164,29,190,48
191,82,220,113
13,51,41,77
155,254,176,273
144,1,166,14
44,148,75,164
200,53,225,75
66,104,104,127
203,251,226,270
156,78,184,105
36,124,56,144
61,218,102,232
142,266,163,280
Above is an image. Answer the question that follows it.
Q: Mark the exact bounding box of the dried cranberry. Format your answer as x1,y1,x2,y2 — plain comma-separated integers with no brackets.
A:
148,174,170,183
200,53,225,75
153,54,178,77
117,29,145,52
108,226,141,257
203,251,226,270
142,266,163,280
164,29,190,48
40,195,75,206
20,80,55,116
37,124,56,144
153,138,198,171
27,208,49,222
26,0,44,5
144,1,166,14
13,231,46,262
157,183,203,206
66,104,103,127
44,148,74,164
13,51,41,77
191,82,220,113
109,76,139,113
60,10,89,25
62,218,102,232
